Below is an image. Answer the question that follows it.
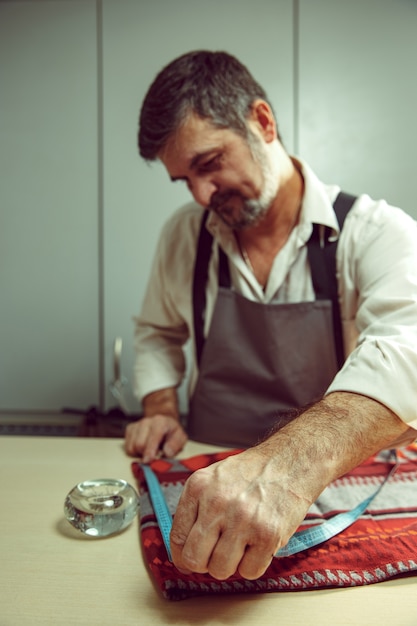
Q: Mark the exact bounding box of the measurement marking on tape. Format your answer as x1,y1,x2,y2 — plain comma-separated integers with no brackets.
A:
142,453,397,562
276,489,375,557
276,456,398,557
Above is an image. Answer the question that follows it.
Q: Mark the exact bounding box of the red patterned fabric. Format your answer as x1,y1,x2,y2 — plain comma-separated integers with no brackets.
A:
131,445,417,601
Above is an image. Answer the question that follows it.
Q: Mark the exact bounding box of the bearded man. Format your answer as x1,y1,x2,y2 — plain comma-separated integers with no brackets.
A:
125,50,417,581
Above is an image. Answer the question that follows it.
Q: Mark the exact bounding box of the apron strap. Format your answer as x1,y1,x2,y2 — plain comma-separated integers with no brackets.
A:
192,212,232,365
192,192,357,368
307,192,357,368
192,210,212,366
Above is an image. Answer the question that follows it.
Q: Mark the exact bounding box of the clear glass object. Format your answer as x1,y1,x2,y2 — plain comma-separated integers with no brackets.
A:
64,478,139,537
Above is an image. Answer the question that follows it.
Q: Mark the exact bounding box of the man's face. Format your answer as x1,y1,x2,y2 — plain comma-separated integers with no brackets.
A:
158,114,279,230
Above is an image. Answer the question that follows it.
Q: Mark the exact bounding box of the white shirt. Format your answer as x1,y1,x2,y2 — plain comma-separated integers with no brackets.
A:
133,160,417,429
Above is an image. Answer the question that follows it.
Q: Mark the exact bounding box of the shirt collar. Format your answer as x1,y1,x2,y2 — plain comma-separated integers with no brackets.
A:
295,158,341,237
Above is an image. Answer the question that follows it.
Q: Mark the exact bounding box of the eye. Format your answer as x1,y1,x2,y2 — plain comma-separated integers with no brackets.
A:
199,154,222,172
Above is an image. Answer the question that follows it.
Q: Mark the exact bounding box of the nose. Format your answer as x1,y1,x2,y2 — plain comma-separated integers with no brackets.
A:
190,178,217,208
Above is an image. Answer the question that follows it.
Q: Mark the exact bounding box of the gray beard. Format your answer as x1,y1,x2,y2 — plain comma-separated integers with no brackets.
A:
208,190,270,230
208,132,279,230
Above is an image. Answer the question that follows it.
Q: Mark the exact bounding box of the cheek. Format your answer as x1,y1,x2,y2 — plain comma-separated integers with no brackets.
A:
240,167,264,197
220,166,262,196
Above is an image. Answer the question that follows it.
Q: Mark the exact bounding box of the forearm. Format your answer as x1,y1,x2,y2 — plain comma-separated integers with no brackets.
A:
261,391,416,502
170,390,416,579
142,387,180,420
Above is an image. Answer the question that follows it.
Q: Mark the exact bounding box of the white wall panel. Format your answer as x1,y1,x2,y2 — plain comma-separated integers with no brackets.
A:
298,0,417,217
0,1,99,411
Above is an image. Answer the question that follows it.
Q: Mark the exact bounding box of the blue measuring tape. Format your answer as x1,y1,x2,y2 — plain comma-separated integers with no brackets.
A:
142,464,173,561
276,456,398,557
142,453,398,563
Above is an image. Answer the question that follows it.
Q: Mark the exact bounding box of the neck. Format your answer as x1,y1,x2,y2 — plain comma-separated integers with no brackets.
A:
235,156,304,289
238,156,304,248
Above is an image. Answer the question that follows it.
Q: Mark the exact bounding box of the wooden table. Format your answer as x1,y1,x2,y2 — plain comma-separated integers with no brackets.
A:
1,436,416,626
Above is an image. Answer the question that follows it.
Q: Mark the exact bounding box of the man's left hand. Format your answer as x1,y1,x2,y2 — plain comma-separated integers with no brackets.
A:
170,445,312,580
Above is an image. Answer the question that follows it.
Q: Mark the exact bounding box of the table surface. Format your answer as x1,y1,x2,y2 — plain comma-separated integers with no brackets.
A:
1,435,417,626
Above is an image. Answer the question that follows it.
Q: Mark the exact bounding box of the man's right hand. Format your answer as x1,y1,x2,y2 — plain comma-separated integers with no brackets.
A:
124,415,188,461
124,387,186,460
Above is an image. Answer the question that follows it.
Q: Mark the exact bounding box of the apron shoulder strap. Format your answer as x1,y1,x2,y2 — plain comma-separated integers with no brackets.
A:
333,191,357,229
192,211,211,366
192,212,230,365
307,191,357,368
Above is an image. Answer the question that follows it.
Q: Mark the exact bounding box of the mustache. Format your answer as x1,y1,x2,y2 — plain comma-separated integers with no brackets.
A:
208,190,244,212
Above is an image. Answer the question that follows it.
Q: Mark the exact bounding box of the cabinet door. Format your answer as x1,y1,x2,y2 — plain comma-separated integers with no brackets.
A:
298,0,417,217
0,1,99,411
101,0,296,411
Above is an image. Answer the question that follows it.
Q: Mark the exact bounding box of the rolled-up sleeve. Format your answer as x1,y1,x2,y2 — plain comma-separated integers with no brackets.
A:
327,195,417,429
133,204,202,402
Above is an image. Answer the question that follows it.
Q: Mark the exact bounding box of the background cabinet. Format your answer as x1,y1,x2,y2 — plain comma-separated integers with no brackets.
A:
0,1,100,414
1,0,416,423
0,0,294,419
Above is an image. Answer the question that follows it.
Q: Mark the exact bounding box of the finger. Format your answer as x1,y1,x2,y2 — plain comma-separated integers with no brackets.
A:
200,506,277,580
177,509,230,574
205,532,247,580
124,420,150,457
125,418,165,460
170,492,199,570
170,473,221,573
237,543,276,580
162,426,188,458
142,422,169,463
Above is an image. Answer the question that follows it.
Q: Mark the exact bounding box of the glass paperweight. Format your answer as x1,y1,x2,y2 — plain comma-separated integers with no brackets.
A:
64,478,139,537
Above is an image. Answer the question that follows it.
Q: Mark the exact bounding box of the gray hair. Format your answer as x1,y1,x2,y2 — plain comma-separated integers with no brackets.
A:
138,50,280,160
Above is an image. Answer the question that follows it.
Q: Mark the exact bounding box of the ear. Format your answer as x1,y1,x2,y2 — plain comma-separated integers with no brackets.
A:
248,99,277,143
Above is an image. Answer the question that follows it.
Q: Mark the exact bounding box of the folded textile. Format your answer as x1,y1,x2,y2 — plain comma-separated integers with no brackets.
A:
131,445,417,601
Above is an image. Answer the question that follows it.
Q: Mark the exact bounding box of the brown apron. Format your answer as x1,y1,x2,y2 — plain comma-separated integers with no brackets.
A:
187,194,355,448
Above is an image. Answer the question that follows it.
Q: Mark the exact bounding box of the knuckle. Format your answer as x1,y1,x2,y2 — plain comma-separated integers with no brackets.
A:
255,522,277,548
170,527,188,548
185,469,211,497
250,525,279,559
